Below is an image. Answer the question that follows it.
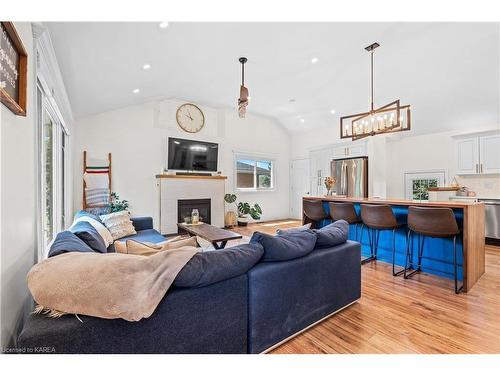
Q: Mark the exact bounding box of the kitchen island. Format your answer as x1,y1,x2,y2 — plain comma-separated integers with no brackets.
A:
303,196,485,292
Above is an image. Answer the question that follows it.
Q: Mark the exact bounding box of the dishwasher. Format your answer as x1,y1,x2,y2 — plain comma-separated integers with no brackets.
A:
479,199,500,242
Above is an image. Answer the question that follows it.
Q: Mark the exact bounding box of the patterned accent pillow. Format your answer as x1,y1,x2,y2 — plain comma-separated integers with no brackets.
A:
100,211,137,240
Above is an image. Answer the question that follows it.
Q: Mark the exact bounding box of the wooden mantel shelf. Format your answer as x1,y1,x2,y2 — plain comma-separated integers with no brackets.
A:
156,174,227,180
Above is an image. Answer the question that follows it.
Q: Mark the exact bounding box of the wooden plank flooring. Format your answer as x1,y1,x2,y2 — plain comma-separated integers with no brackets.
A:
230,219,500,354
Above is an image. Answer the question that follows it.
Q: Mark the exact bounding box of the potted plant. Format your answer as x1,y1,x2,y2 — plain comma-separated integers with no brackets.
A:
224,193,263,227
108,192,129,213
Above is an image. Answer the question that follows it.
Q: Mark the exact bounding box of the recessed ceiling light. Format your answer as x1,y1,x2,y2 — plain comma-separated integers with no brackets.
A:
159,22,169,28
132,88,140,94
330,109,336,114
143,64,151,70
300,118,305,123
311,57,319,64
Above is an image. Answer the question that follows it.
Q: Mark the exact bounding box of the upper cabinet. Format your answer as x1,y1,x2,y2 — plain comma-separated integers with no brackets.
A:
331,141,367,159
479,134,500,174
454,131,500,175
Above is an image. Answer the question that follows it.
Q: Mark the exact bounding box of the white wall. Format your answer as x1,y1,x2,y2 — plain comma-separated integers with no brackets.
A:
291,125,500,199
73,99,291,229
386,129,500,199
0,22,36,349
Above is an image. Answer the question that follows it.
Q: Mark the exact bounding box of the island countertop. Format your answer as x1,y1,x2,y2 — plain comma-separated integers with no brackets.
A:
304,196,484,208
303,196,485,292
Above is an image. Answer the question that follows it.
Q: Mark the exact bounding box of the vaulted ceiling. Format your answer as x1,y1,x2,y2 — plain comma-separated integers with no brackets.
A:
47,22,499,134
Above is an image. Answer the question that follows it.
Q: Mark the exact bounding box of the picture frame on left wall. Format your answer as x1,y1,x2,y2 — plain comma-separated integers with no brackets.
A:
0,21,28,116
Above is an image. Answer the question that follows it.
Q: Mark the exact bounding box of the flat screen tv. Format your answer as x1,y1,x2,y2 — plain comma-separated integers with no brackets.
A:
168,137,218,172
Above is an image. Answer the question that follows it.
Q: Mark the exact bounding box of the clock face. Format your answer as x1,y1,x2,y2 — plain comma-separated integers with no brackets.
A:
176,104,205,133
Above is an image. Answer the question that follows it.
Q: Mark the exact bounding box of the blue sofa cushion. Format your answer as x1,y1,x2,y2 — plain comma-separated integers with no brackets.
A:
119,229,166,244
73,210,103,224
48,231,95,258
313,220,349,248
174,243,264,288
130,217,154,232
250,230,317,262
69,221,107,253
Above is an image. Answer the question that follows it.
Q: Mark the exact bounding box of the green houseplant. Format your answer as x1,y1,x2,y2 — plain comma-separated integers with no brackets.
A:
108,192,129,213
224,193,262,226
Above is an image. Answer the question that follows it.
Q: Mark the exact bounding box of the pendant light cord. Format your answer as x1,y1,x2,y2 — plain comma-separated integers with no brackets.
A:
370,50,374,112
242,62,245,86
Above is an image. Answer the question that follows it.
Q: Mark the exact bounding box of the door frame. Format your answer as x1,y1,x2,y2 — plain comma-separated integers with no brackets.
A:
290,158,310,219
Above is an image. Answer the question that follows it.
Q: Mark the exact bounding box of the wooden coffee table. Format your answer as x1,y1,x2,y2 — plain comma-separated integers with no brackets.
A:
177,223,243,249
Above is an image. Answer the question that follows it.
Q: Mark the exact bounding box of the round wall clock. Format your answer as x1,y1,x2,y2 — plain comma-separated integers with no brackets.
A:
176,103,205,133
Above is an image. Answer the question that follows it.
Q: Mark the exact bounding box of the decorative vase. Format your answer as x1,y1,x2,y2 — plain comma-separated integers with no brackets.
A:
225,211,238,228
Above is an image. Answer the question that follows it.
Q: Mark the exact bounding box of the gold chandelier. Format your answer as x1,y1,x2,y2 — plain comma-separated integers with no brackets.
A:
340,42,411,141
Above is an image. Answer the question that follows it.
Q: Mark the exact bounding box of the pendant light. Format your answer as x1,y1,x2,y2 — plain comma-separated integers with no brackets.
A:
340,42,411,141
238,57,249,118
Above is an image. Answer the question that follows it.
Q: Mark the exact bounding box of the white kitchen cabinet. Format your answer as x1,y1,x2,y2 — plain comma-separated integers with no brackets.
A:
348,142,368,157
454,131,500,175
455,137,479,174
332,145,348,159
331,141,367,159
479,134,500,174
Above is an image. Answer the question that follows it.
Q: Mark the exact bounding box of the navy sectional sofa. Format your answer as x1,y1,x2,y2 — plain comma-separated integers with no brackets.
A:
17,218,361,354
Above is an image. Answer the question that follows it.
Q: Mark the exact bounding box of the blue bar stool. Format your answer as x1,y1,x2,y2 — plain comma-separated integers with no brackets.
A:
328,202,362,241
405,206,463,294
360,204,406,276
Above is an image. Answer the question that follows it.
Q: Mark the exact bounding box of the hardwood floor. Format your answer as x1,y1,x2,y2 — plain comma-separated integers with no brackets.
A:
231,219,500,354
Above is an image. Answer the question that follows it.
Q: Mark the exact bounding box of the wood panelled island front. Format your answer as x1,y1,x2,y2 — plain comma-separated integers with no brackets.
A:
303,196,485,292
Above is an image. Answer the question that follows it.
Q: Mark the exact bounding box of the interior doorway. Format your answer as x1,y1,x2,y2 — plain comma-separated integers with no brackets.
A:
290,159,311,219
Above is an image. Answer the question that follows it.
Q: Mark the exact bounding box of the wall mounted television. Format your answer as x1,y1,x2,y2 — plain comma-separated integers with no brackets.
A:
167,137,219,172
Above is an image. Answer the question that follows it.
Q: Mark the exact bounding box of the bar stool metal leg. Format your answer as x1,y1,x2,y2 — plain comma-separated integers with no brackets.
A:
392,228,405,276
361,226,376,264
405,231,423,279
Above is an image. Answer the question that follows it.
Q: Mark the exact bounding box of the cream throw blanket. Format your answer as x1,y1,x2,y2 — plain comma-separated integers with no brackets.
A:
27,247,198,321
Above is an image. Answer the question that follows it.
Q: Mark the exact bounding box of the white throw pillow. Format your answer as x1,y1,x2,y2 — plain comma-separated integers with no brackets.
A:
100,211,137,240
71,216,114,247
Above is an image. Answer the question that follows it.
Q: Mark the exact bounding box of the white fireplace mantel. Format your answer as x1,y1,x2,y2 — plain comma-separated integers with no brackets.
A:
156,175,227,234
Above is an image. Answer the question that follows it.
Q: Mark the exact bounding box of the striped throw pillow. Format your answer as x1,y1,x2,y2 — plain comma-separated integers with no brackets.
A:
99,211,136,240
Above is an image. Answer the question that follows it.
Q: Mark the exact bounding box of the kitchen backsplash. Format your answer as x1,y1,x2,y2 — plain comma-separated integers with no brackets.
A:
457,175,500,198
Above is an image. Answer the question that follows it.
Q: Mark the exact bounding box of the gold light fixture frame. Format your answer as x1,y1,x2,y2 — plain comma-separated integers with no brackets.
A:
340,42,411,141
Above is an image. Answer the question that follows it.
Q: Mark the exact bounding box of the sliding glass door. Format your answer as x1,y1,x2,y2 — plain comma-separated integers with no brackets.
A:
42,107,55,247
37,83,68,258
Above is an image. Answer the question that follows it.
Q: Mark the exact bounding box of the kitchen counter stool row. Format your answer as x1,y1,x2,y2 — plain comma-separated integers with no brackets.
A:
303,199,463,293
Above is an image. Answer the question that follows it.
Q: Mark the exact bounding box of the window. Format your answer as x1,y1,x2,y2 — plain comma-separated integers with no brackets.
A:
404,171,446,201
411,178,438,201
42,108,55,247
37,82,69,258
235,156,274,190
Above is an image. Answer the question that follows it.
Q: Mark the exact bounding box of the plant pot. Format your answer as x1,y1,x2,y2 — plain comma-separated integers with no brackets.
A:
237,216,250,226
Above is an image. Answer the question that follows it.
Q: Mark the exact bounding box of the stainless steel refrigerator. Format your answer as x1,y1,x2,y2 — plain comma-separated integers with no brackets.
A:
331,157,368,197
